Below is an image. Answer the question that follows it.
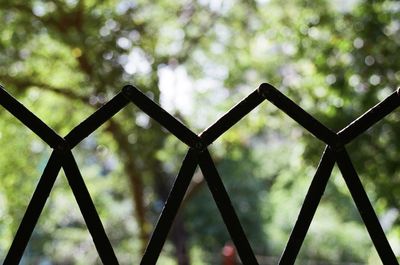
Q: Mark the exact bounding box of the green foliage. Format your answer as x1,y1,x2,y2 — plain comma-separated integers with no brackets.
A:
185,145,268,254
0,0,399,264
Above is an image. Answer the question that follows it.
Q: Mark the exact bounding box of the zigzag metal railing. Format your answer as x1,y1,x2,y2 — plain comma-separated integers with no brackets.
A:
0,83,399,265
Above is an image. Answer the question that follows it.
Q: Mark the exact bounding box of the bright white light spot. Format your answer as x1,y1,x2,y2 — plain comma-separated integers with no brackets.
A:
307,27,320,39
256,0,271,5
330,0,360,12
341,53,353,65
211,43,224,54
333,97,344,107
315,87,327,97
136,112,150,128
116,1,137,14
282,43,297,55
384,21,400,36
122,48,152,75
380,208,399,231
355,84,366,93
158,66,194,116
124,62,136,75
198,0,224,12
117,37,132,50
353,38,364,49
128,133,137,144
377,87,392,101
100,20,119,36
214,23,231,43
245,70,258,83
28,89,40,101
280,64,301,87
365,55,375,66
349,74,360,87
105,19,118,30
103,51,113,60
65,0,78,7
325,74,336,85
100,27,110,37
129,30,140,42
369,74,381,86
31,140,45,153
32,3,46,17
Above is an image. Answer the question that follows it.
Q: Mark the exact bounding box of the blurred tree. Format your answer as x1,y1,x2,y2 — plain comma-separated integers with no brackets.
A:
0,0,399,264
0,0,224,263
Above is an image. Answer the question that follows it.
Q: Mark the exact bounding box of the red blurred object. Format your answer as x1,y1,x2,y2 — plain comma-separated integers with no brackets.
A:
222,242,236,265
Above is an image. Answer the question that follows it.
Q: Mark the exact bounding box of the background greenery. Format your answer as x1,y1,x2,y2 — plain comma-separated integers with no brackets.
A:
0,0,399,264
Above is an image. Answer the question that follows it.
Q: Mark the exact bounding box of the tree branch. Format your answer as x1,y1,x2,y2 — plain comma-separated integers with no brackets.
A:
0,76,151,249
0,75,90,103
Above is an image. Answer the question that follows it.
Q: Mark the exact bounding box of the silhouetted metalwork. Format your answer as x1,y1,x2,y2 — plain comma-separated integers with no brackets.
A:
0,83,399,265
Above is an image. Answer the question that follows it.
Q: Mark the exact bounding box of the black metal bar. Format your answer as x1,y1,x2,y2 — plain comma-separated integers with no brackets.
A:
4,151,62,265
258,83,337,146
2,82,399,265
141,149,198,265
61,150,119,265
122,85,201,149
279,146,335,265
335,148,398,265
0,85,64,148
338,89,400,144
65,92,130,148
198,149,259,265
199,89,265,146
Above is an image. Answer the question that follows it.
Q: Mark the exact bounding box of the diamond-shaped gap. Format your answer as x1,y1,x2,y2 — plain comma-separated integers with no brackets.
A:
183,167,235,264
141,136,195,264
0,110,53,260
258,85,382,263
70,128,147,264
109,88,200,262
28,170,100,264
0,86,121,261
127,84,270,260
173,151,256,264
141,145,260,264
296,165,378,264
258,85,400,264
262,146,320,263
205,145,267,255
252,99,327,259
182,96,324,259
169,92,268,263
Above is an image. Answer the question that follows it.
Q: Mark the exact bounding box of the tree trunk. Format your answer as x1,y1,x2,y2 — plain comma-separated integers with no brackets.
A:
107,121,149,251
170,214,190,265
154,162,191,265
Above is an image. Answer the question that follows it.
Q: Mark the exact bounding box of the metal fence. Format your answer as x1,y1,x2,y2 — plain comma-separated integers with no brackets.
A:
0,83,399,265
